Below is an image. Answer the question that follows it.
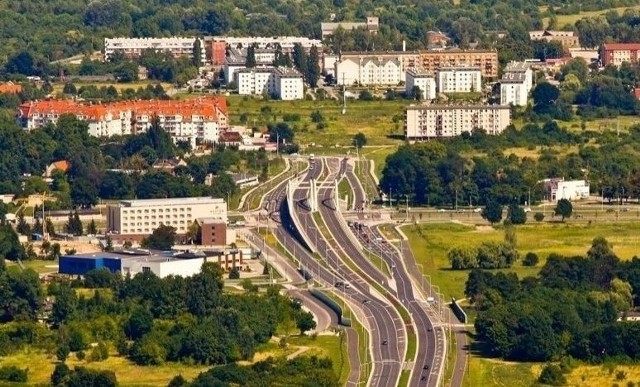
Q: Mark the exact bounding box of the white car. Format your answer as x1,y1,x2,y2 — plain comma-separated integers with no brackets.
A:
473,208,482,213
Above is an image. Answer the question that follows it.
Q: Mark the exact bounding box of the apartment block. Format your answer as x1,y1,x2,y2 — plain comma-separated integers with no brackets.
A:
500,62,534,106
18,97,228,147
405,69,436,100
206,36,321,65
107,197,227,242
236,67,304,100
104,37,206,63
600,43,640,66
418,49,499,78
436,66,482,93
405,104,511,141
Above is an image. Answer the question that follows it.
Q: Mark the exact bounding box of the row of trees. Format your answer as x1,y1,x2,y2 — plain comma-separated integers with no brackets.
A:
469,237,640,362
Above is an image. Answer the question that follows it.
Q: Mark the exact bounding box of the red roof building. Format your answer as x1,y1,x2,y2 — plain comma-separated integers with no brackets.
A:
600,43,640,67
0,82,22,94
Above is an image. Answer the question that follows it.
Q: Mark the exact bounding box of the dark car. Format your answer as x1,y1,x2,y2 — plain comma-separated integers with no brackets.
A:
382,340,388,345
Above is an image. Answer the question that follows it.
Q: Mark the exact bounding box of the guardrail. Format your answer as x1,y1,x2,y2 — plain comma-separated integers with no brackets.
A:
310,288,351,326
451,298,468,324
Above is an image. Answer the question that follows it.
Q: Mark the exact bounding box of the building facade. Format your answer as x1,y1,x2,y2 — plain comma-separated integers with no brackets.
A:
321,17,379,39
405,104,511,141
529,30,580,48
335,51,419,85
236,67,304,100
418,49,499,78
436,66,482,93
18,97,228,146
206,36,321,65
106,197,228,242
600,43,640,66
542,178,590,202
500,62,533,106
104,37,205,63
405,69,436,100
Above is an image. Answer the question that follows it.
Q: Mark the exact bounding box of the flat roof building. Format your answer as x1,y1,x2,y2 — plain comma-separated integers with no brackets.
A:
107,197,227,243
419,49,499,78
321,17,379,39
104,37,205,63
405,104,511,141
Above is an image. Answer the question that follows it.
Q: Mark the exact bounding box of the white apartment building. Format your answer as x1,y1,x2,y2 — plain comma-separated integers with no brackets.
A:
107,197,228,238
104,37,205,63
436,66,482,93
209,36,321,51
335,56,405,86
235,67,304,100
500,62,534,107
405,69,436,100
542,178,590,202
405,104,511,140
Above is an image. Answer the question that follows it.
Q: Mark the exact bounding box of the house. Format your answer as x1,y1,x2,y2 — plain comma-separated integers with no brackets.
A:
529,30,580,49
426,31,450,49
44,160,71,178
541,178,590,202
219,131,243,146
152,158,188,172
600,43,640,66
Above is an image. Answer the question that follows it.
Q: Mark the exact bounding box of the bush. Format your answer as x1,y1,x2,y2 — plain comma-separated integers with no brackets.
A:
538,364,566,386
523,252,539,267
90,342,109,362
51,363,70,386
228,267,240,279
534,212,545,222
76,350,85,361
56,344,70,362
0,365,28,382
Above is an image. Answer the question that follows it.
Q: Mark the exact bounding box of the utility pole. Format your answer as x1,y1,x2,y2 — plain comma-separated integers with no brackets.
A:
342,73,346,115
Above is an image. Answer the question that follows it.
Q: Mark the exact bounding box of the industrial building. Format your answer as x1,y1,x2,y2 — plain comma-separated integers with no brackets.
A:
59,248,250,277
405,104,511,141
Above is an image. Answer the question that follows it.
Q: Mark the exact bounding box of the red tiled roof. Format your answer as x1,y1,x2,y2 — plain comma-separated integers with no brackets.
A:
602,43,640,51
0,82,21,94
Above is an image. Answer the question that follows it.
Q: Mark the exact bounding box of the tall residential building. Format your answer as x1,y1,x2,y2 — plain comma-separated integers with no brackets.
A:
236,67,304,100
321,17,379,39
436,66,482,93
334,52,418,86
107,197,227,242
405,69,436,100
500,61,534,106
529,30,580,48
405,104,511,141
104,37,205,63
18,97,228,146
418,49,499,78
600,43,640,66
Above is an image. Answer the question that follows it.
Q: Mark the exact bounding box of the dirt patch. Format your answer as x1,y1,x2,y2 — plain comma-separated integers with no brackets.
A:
475,225,495,232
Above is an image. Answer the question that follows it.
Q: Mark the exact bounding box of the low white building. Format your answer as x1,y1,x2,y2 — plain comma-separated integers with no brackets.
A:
405,69,436,100
236,67,304,100
104,37,205,63
335,56,405,86
436,66,482,93
405,104,511,141
542,178,590,202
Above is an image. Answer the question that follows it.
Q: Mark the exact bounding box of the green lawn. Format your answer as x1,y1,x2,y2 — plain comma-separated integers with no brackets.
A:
288,334,350,385
542,5,640,27
464,357,538,387
403,222,640,300
227,95,410,147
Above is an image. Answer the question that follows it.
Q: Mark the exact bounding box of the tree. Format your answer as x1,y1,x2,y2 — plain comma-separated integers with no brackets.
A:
65,211,83,236
104,235,113,252
168,375,188,387
87,219,97,235
51,363,70,386
46,218,55,236
296,311,316,335
124,307,154,340
523,252,539,267
534,212,545,222
192,39,202,68
51,285,77,326
16,213,31,236
56,344,70,362
292,43,307,75
538,364,566,386
307,45,321,87
63,82,77,95
507,203,526,224
448,247,478,269
481,201,503,224
246,45,257,68
554,199,573,221
141,224,176,250
228,267,240,279
532,82,560,115
352,132,367,149
0,223,25,261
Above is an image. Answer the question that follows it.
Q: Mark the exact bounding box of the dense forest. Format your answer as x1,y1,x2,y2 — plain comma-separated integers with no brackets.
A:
469,237,640,364
0,0,640,70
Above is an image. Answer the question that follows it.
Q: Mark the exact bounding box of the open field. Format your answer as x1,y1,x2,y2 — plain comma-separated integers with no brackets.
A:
0,334,345,386
567,363,640,386
541,5,640,27
226,95,410,147
464,357,538,387
403,222,640,300
52,81,173,94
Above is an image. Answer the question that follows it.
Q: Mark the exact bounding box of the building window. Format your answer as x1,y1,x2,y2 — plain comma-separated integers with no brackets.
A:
142,267,151,273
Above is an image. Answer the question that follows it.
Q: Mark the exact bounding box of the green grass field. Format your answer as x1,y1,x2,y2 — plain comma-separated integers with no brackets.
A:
403,222,640,300
464,357,538,387
542,5,640,27
52,81,173,94
227,95,410,147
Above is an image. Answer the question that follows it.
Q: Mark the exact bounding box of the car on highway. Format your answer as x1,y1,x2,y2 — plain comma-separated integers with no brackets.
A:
382,340,388,345
423,364,429,370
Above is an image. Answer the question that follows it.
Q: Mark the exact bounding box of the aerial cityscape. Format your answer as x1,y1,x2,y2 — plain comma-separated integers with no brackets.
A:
2,0,640,386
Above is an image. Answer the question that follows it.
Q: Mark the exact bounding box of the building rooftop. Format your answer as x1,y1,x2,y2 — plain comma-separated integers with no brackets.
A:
501,72,527,83
274,67,303,77
118,197,225,207
406,68,434,77
504,61,531,72
407,104,510,110
438,65,482,71
198,217,227,224
602,43,640,50
63,249,202,263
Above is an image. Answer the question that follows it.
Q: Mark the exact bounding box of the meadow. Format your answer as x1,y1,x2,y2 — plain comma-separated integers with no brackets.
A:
403,221,640,300
541,5,640,27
